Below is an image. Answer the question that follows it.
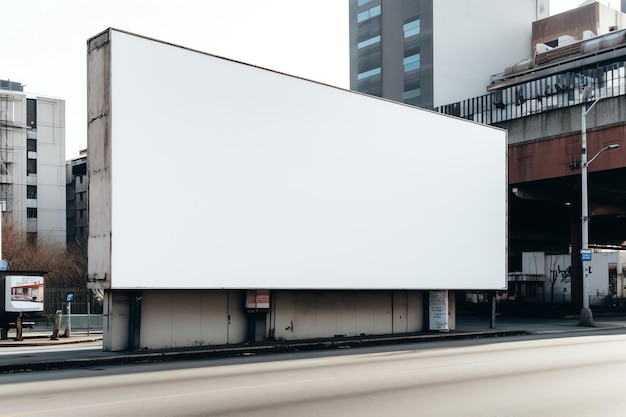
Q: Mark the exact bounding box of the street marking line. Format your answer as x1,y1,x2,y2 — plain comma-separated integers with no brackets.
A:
0,376,336,417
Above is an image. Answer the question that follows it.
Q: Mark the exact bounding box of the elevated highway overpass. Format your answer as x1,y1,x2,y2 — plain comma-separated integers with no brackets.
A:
502,97,626,309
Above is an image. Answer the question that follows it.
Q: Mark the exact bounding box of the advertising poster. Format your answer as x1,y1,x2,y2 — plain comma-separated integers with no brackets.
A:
429,290,449,332
246,289,270,311
5,275,45,312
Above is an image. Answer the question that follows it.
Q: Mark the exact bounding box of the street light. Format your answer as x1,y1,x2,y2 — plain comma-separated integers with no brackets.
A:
579,96,620,326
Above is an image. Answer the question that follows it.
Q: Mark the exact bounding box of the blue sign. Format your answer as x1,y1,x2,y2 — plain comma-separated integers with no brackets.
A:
580,249,592,262
66,293,74,302
0,260,8,271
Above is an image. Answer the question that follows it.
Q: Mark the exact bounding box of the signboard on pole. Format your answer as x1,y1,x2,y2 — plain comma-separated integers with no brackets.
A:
5,275,45,312
580,249,592,262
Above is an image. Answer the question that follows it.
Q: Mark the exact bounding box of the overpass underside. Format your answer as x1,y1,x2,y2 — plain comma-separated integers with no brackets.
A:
510,167,626,256
504,105,626,308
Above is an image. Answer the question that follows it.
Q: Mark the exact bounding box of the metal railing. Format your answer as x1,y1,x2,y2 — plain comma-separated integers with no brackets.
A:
44,288,103,315
435,62,626,124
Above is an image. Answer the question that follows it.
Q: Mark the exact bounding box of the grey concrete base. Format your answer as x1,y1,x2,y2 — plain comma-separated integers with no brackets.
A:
579,307,595,327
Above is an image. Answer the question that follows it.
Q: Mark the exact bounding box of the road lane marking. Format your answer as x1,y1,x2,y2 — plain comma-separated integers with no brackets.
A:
0,376,336,417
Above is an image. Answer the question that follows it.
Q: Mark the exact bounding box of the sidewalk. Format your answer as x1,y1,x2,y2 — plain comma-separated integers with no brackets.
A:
0,331,102,347
1,315,625,373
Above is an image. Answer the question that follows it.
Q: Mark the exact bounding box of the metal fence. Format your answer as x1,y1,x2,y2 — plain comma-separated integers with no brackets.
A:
435,61,626,124
44,288,103,315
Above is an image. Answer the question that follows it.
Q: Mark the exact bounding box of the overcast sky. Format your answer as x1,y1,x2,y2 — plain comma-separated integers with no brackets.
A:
1,1,601,159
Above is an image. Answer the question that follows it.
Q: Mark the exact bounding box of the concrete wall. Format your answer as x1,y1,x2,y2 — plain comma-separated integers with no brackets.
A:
523,251,625,303
501,96,626,146
432,0,547,108
504,97,626,184
271,291,425,340
100,289,458,351
102,290,130,351
86,30,112,286
140,290,247,349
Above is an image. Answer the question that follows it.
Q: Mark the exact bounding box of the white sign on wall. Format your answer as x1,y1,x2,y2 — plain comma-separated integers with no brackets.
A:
429,290,449,331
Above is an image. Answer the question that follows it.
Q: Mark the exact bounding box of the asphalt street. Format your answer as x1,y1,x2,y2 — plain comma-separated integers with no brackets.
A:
3,325,626,417
2,315,626,373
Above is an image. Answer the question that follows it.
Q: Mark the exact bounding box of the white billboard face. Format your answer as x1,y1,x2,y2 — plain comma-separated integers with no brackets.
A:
5,275,45,312
100,29,506,290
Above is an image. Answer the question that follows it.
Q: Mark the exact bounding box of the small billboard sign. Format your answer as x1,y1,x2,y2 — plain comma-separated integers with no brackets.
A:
580,249,592,262
5,275,45,312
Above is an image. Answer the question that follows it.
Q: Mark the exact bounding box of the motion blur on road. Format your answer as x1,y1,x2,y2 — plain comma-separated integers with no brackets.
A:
2,331,626,417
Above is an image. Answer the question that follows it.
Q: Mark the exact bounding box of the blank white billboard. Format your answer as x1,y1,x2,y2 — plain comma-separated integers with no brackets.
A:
92,29,506,290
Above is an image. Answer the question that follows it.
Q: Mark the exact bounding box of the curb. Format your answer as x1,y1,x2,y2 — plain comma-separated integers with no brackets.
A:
0,330,529,374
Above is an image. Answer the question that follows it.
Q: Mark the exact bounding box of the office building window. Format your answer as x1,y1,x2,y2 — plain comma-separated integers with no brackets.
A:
358,35,381,49
403,88,421,105
27,139,37,152
27,158,37,175
357,67,381,80
27,185,37,199
357,5,381,22
27,208,37,219
358,0,374,5
403,54,421,72
404,19,420,38
27,99,37,128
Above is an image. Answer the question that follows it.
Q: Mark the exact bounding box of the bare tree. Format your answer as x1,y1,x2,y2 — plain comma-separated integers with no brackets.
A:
1,220,87,288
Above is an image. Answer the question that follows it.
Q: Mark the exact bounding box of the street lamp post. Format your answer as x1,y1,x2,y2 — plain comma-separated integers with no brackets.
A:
579,97,619,326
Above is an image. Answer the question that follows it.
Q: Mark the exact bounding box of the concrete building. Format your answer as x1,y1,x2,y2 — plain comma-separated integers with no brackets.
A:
436,3,626,310
0,81,66,246
349,0,549,109
66,151,88,248
87,28,506,351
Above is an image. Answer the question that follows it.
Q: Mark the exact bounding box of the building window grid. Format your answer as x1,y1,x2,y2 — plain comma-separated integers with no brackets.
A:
27,185,37,199
403,54,421,72
358,35,381,49
357,67,382,80
403,88,421,104
357,5,381,23
27,158,37,175
403,19,420,38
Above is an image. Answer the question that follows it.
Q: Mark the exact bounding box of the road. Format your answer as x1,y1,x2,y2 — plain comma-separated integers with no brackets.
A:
1,333,626,417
